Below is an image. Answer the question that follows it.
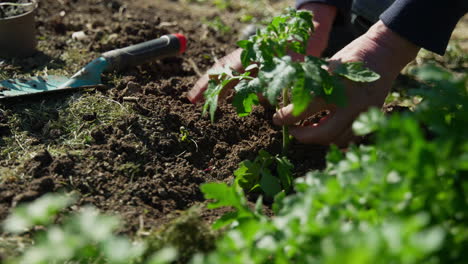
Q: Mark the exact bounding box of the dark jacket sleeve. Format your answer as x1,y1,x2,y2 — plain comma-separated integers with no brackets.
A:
380,0,468,55
295,0,352,24
296,0,468,55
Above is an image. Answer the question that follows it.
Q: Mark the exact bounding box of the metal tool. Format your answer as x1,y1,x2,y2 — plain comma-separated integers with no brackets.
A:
0,33,187,100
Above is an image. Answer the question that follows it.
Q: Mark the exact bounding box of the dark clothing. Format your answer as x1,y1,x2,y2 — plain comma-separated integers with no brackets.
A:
296,0,468,55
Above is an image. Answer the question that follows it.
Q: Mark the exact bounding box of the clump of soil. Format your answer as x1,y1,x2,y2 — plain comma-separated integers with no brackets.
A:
0,0,35,19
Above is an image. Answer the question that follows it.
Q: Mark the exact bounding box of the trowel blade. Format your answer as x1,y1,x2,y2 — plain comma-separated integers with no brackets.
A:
0,75,70,99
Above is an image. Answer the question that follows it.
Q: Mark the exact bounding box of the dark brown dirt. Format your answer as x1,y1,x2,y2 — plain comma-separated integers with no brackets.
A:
0,0,327,234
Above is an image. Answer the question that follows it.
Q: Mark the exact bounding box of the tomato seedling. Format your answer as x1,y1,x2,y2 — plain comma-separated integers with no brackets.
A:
203,8,380,197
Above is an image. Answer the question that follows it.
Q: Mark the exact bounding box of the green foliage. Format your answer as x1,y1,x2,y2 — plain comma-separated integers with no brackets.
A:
234,150,293,197
2,193,175,264
196,66,468,263
333,61,381,82
3,193,76,233
352,107,385,136
202,17,232,35
203,8,380,121
144,207,218,263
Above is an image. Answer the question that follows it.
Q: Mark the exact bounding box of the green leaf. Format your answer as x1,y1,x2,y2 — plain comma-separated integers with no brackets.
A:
203,80,223,122
333,62,380,82
212,211,239,230
412,63,453,83
201,183,245,211
148,247,178,264
262,56,296,104
352,108,385,136
325,77,347,107
291,70,313,116
233,80,259,117
260,169,282,197
237,40,255,67
234,160,261,191
276,155,294,191
3,193,76,233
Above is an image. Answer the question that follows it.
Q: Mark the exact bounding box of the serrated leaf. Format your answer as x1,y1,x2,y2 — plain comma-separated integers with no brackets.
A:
201,183,245,210
262,56,296,104
334,62,380,82
233,80,259,117
234,160,261,191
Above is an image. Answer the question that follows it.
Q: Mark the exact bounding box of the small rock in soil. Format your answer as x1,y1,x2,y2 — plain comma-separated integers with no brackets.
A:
72,31,88,41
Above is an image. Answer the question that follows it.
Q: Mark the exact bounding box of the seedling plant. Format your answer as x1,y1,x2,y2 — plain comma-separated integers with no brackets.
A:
203,8,379,197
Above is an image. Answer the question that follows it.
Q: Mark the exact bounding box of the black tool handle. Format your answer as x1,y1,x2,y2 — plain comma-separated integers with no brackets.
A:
102,34,186,71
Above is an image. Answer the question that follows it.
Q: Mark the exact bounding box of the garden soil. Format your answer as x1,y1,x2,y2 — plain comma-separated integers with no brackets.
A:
0,0,327,235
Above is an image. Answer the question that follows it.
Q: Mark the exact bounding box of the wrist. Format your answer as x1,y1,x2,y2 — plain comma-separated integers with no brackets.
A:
298,3,337,56
298,3,336,34
360,21,420,75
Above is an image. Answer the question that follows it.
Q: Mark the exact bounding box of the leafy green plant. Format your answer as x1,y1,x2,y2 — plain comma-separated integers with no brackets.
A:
179,126,199,151
2,193,176,264
202,17,232,35
203,8,379,197
196,65,468,263
234,150,293,197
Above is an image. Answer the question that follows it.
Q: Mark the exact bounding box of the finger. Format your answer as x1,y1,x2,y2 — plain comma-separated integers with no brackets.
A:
273,97,330,126
219,79,239,101
289,108,354,144
188,73,209,104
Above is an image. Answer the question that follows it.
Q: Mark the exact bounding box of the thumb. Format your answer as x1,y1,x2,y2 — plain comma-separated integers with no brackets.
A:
289,108,354,144
188,74,209,104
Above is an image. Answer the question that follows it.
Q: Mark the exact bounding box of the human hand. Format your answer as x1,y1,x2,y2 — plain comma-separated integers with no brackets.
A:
187,3,337,104
273,21,420,146
187,48,243,104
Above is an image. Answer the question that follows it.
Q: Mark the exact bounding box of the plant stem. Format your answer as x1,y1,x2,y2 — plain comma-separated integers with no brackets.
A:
282,87,290,155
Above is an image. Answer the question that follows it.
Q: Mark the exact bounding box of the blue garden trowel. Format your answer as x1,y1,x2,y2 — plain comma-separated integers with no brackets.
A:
0,33,187,100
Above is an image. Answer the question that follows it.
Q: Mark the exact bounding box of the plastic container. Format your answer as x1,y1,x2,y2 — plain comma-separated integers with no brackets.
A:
0,1,38,58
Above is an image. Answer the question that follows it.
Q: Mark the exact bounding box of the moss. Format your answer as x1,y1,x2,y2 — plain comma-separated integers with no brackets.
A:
143,207,219,263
